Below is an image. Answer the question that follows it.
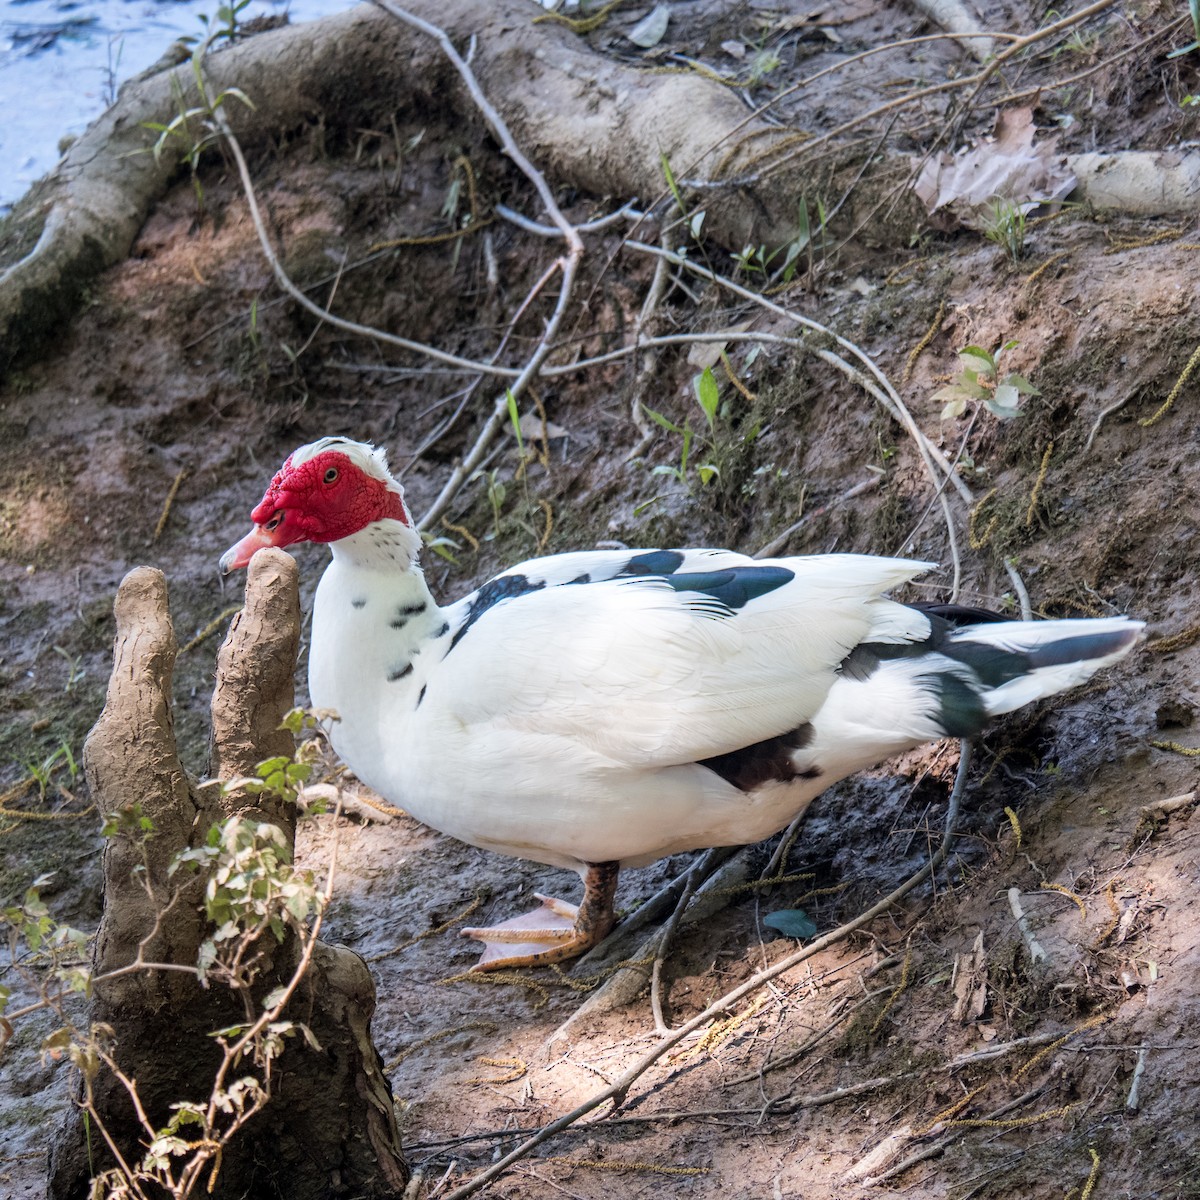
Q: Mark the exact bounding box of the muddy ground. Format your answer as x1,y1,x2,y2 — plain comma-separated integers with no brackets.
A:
2,1,1200,1197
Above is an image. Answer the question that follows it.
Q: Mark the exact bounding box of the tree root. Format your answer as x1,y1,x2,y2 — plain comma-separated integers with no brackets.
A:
49,549,408,1200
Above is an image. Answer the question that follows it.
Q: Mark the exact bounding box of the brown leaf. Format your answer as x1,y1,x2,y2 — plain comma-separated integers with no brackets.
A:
951,931,988,1023
913,107,1076,231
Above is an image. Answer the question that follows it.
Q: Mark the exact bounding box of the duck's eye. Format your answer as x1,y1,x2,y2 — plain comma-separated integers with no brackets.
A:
324,467,339,484
265,513,283,532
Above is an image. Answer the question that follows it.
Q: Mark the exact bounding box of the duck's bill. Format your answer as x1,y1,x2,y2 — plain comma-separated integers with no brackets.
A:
219,524,282,574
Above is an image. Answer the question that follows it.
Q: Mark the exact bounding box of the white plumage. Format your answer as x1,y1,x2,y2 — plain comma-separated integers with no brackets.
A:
221,437,1142,969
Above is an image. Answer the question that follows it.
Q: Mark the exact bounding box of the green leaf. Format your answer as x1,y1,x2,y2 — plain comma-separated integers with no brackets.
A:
505,389,524,457
763,909,818,939
297,1022,323,1052
641,406,684,435
694,366,720,429
660,152,685,215
930,384,968,404
697,463,720,485
987,384,1022,419
262,985,290,1012
1002,372,1040,396
42,1027,73,1058
941,397,969,420
279,708,305,734
959,347,995,375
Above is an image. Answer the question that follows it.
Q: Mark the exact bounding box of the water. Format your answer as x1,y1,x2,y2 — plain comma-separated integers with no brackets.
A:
0,0,350,211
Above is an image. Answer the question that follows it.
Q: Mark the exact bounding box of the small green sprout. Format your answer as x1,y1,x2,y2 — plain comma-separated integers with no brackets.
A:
934,341,1040,422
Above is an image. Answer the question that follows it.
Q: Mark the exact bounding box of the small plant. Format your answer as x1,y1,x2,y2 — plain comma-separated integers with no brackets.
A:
934,341,1039,422
52,644,85,693
474,469,507,538
981,197,1028,263
661,153,709,244
643,367,723,490
192,0,253,47
731,197,827,284
103,35,124,107
745,43,782,87
421,532,463,565
642,365,762,496
21,741,80,802
141,37,255,210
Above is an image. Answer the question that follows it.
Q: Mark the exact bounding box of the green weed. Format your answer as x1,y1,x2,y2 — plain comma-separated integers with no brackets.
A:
642,365,760,494
981,197,1028,264
21,740,80,802
732,197,828,285
141,36,255,210
52,645,85,694
934,341,1039,422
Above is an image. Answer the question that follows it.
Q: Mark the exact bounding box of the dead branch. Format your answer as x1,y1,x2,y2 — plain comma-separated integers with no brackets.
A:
1007,887,1048,968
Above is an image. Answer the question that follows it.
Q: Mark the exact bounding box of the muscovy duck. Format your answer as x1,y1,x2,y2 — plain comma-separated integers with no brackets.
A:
220,437,1142,971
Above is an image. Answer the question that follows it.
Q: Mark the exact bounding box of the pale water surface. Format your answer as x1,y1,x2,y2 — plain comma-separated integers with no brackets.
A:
0,0,350,211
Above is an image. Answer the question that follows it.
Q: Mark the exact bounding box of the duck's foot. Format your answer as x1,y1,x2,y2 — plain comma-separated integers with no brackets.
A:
462,861,620,972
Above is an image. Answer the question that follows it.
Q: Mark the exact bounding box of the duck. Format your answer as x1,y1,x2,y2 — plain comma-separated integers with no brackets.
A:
220,436,1142,971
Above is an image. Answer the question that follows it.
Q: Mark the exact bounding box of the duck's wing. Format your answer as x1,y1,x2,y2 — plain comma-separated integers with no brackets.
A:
431,552,934,769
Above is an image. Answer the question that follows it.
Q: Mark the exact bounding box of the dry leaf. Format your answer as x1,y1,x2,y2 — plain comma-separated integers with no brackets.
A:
517,411,569,442
913,106,1076,231
686,321,751,368
951,931,988,1023
628,3,670,48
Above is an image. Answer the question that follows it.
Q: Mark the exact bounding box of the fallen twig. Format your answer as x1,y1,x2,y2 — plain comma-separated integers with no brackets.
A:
859,1085,1049,1186
1125,1045,1148,1112
625,241,968,595
1137,791,1197,820
1007,887,1048,967
911,0,994,61
371,0,588,531
1083,390,1136,453
1004,558,1033,622
650,857,704,1034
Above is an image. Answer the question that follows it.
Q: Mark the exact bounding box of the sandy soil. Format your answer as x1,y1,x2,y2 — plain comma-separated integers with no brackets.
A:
3,1,1200,1197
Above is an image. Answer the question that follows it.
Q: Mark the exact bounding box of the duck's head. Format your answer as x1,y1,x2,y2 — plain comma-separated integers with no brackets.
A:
220,437,412,573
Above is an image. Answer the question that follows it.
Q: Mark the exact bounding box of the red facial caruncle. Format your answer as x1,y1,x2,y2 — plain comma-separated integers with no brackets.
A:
220,448,408,572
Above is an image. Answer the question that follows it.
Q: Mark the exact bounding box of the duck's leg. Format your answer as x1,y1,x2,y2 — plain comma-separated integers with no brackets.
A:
462,861,620,972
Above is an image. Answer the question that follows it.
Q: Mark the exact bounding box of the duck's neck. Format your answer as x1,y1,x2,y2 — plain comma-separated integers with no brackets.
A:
309,518,443,774
329,518,425,573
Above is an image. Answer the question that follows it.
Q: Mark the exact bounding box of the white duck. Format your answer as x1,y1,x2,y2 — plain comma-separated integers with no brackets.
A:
221,437,1142,971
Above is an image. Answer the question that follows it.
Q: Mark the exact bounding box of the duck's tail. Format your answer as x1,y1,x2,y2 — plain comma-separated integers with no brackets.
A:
795,613,1143,781
936,615,1144,731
